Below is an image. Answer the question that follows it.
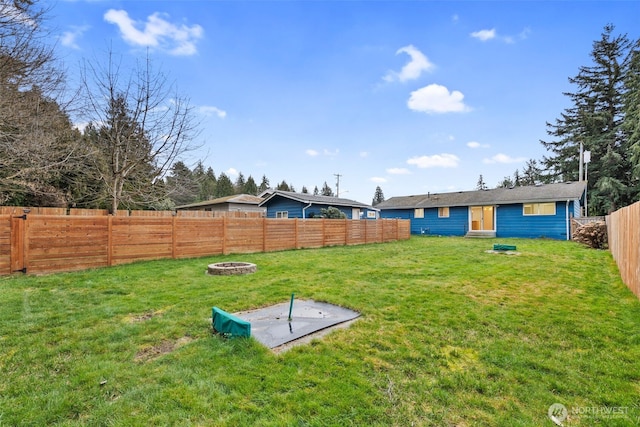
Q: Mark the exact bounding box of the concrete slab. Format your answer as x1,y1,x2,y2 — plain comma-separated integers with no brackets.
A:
234,299,360,349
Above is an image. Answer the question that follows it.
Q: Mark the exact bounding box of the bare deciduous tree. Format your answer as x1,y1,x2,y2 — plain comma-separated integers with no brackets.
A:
81,50,200,213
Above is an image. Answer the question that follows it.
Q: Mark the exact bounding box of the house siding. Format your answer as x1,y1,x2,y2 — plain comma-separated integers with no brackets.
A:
264,197,304,218
381,201,578,240
263,195,375,219
380,207,467,235
496,201,573,240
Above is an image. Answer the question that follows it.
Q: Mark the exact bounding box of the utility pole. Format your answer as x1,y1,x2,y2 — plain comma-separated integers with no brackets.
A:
334,173,342,197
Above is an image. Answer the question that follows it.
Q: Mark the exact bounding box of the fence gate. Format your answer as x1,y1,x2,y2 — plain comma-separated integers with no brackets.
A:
10,214,26,273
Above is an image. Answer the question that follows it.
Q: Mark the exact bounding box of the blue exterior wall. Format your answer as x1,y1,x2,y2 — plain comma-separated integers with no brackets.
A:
495,201,575,239
263,195,375,219
381,199,580,240
264,197,304,218
380,207,467,235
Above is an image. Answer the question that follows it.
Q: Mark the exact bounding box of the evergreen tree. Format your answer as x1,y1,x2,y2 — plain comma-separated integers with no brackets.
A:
313,186,319,196
497,176,515,188
624,47,640,186
258,175,270,193
196,166,217,201
165,161,198,206
321,181,334,196
301,186,309,194
243,175,258,195
476,174,487,190
521,159,545,186
513,170,522,187
234,172,246,194
215,172,235,197
372,186,385,206
276,180,291,191
541,25,636,214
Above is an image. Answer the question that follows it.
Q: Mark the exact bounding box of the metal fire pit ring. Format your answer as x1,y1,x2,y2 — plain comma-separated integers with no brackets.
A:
207,262,257,276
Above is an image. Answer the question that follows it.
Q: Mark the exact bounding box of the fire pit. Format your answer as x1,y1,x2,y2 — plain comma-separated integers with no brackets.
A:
208,262,257,276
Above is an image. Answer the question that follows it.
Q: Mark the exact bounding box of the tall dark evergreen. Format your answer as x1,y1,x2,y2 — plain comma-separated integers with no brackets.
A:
320,181,334,196
624,47,640,185
214,172,234,198
372,186,385,206
541,25,636,214
255,175,268,193
243,175,258,195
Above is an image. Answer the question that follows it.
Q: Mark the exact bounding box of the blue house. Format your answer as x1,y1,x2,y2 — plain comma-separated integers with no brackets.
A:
376,182,587,240
259,190,378,219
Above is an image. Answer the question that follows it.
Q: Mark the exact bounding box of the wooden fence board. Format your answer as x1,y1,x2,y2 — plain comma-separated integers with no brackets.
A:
0,215,10,275
24,216,110,274
2,214,410,275
607,201,640,299
174,217,225,258
264,220,297,252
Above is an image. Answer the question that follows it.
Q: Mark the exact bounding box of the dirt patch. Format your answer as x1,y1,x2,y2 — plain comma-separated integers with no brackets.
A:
134,336,194,363
124,309,165,323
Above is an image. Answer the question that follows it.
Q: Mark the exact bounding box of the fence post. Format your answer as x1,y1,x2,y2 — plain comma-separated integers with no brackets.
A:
107,215,113,266
262,217,267,252
172,215,177,259
222,216,227,255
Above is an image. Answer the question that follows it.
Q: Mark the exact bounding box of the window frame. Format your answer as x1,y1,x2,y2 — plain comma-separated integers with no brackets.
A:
438,207,450,218
275,211,289,219
414,208,424,218
523,202,556,216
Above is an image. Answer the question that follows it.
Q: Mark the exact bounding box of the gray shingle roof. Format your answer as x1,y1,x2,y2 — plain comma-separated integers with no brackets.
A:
375,182,587,210
259,190,374,209
176,194,264,209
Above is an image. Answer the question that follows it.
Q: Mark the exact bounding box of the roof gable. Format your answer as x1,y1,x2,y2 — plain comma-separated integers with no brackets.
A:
259,190,374,209
176,194,264,209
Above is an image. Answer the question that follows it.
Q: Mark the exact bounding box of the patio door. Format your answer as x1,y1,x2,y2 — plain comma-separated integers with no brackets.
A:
470,206,495,231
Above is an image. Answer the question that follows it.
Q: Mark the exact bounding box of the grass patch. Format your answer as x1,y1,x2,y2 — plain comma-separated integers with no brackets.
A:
1,237,639,426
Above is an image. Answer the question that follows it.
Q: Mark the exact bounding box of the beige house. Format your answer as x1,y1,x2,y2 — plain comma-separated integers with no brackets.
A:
175,194,266,216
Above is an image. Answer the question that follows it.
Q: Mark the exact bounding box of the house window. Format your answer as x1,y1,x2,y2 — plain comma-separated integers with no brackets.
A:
523,203,556,216
438,207,450,218
414,208,424,218
276,211,289,218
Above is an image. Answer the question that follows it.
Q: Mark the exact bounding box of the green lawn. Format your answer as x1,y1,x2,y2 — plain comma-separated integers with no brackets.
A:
1,237,639,426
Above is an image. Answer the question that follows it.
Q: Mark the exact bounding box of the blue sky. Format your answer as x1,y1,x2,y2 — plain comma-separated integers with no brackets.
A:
47,0,639,204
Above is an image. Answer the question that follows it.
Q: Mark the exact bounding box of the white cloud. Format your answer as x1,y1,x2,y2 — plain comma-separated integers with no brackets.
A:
408,84,470,114
470,28,496,41
383,45,434,83
407,154,460,168
199,106,227,118
359,151,369,158
226,167,238,177
104,9,203,56
483,153,527,164
467,141,490,149
370,177,387,183
323,148,339,156
306,149,319,156
471,27,530,44
387,168,411,175
60,25,90,49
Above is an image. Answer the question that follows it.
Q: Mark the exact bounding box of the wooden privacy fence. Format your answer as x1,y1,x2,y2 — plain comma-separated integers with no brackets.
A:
607,201,640,299
0,214,410,275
